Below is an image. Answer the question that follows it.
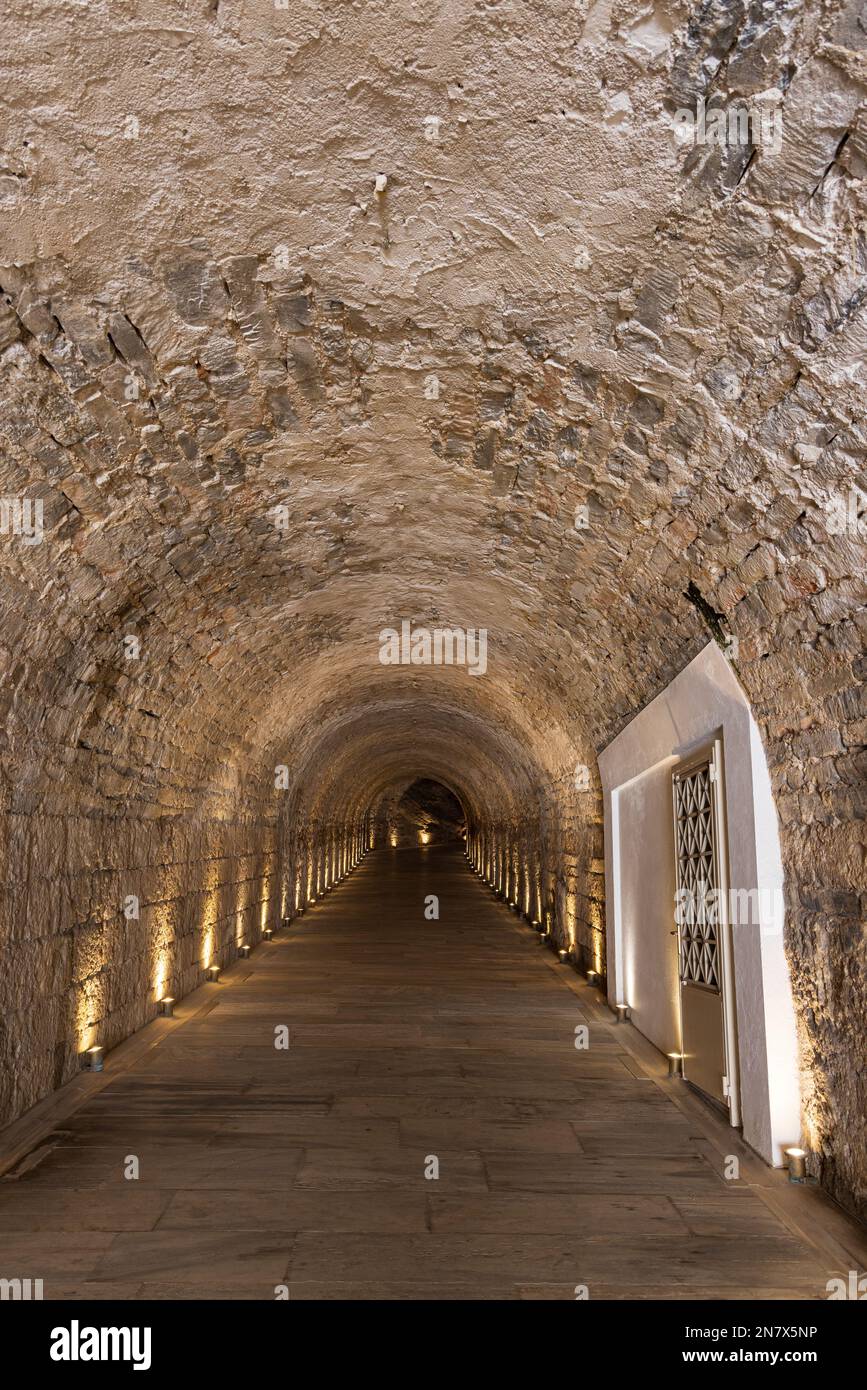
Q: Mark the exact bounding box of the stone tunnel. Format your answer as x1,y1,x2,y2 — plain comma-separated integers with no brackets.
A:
0,0,864,1308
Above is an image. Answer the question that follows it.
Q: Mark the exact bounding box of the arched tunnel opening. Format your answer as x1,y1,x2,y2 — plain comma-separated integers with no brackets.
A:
383,778,466,847
0,0,864,1328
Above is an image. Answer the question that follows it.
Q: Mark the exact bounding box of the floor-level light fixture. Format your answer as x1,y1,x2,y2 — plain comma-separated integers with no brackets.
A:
239,943,251,959
159,996,175,1017
586,968,598,986
263,927,273,941
558,948,570,965
785,1147,807,1183
207,963,221,983
82,1046,104,1073
667,1052,683,1077
615,1003,630,1023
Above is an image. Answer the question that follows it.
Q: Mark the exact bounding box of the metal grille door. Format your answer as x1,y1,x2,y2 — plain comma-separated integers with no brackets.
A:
674,764,720,991
672,746,738,1121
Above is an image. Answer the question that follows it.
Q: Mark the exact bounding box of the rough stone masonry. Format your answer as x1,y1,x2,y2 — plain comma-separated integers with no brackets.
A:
0,0,864,1219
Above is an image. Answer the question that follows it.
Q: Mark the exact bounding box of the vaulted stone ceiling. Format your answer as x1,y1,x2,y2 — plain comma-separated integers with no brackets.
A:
0,2,864,1214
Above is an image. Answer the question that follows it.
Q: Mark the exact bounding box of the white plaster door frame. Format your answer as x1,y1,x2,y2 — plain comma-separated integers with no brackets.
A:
608,755,680,1028
609,780,623,1009
599,642,802,1166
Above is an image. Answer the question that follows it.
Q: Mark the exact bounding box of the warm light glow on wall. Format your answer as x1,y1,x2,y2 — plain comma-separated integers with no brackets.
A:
150,898,175,1014
153,954,168,1003
565,890,577,950
76,979,101,1055
800,1077,821,1155
588,896,604,973
200,860,220,970
419,830,430,845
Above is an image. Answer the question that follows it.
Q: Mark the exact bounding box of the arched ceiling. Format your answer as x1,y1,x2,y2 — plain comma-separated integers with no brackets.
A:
275,692,549,827
0,0,865,825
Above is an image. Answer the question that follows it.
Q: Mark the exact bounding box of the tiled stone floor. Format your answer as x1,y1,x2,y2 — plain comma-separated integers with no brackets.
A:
0,847,863,1300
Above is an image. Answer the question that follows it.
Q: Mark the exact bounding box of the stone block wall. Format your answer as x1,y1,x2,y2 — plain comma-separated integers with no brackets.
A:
0,0,865,1222
467,768,606,980
0,802,280,1129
